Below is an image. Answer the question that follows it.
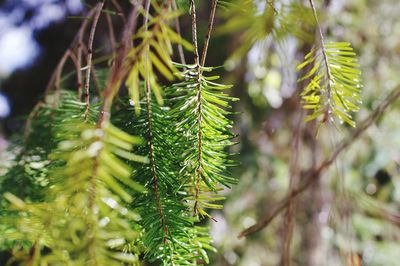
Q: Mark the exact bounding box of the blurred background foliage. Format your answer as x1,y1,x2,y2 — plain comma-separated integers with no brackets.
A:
1,0,400,265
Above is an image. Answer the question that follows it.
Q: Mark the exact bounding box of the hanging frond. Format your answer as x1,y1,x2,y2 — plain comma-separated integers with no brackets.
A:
113,97,214,265
45,122,144,265
125,7,192,114
0,91,84,251
167,64,238,218
297,42,363,127
3,94,146,265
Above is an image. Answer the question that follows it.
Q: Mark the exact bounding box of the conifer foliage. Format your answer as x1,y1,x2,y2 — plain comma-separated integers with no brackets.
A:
297,42,362,127
297,0,363,128
0,0,367,265
0,1,237,265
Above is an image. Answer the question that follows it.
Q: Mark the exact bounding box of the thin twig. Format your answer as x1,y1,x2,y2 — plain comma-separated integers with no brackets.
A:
54,50,73,93
111,0,127,23
84,1,104,121
76,8,97,99
90,63,102,96
106,13,117,54
309,0,332,100
143,0,169,239
189,0,204,216
200,0,218,69
65,48,82,99
281,107,303,266
239,86,400,238
43,7,96,96
172,0,186,65
44,49,71,95
99,1,141,126
24,102,44,141
190,0,200,66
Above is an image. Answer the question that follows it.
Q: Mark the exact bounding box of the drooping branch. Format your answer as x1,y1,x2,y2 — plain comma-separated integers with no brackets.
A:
189,0,204,215
189,0,225,216
239,86,400,238
143,0,169,239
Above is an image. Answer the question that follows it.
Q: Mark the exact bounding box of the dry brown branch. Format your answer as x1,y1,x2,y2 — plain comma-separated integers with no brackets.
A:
239,86,400,238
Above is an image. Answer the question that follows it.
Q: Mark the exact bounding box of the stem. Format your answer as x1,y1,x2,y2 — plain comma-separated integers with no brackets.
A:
84,1,104,121
189,0,220,215
100,1,141,126
106,13,117,55
172,0,186,65
200,0,218,69
46,49,71,94
281,108,303,266
143,0,169,238
111,0,127,23
239,86,400,238
190,0,200,67
309,0,333,101
190,0,204,215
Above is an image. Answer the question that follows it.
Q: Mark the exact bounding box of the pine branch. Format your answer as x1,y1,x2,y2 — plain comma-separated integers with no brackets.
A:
112,97,213,265
188,0,235,217
189,0,204,215
143,0,169,247
167,64,238,218
297,1,363,128
3,91,146,264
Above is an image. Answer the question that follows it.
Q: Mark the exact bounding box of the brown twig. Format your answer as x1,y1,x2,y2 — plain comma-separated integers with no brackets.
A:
142,0,169,239
172,0,186,65
111,0,127,23
105,13,117,54
190,0,200,66
189,0,205,216
281,107,304,266
239,86,400,238
54,49,73,93
44,49,71,95
24,102,44,141
84,1,104,121
99,1,141,127
76,8,97,99
308,0,333,104
200,0,218,69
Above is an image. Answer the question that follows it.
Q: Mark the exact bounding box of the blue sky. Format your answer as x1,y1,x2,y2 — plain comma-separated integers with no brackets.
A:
0,0,83,76
0,0,83,118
